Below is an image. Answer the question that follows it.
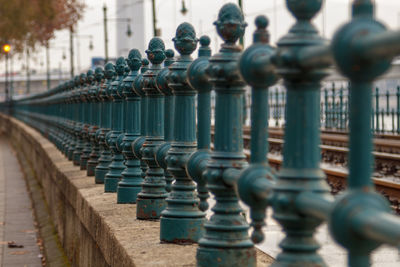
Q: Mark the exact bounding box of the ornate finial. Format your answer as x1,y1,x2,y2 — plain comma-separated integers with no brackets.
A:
172,22,198,56
69,79,75,90
286,0,322,21
94,67,104,82
213,3,247,45
352,0,374,18
115,57,126,75
86,69,94,83
74,75,80,86
79,73,87,85
104,62,115,79
165,49,174,58
253,15,270,43
164,49,175,67
141,58,149,70
127,49,142,71
145,37,166,65
198,35,211,57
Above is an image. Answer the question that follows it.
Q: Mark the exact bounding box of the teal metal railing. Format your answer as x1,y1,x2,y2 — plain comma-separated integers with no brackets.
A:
1,1,400,267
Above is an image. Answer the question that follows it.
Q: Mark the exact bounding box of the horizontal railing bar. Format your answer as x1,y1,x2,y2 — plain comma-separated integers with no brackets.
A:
356,30,400,60
353,209,400,247
295,192,334,221
297,45,334,69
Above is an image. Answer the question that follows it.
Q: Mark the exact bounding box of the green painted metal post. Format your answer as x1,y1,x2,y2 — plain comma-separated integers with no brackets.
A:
154,49,175,193
328,1,400,265
105,57,127,192
63,81,73,156
80,70,94,170
397,86,400,134
332,84,336,128
186,35,212,214
268,0,332,265
384,89,389,132
158,23,207,244
195,4,255,266
72,74,87,166
324,89,329,128
87,67,104,176
68,77,81,161
392,108,395,133
132,59,150,183
95,63,115,184
274,88,279,126
375,87,380,132
117,49,143,204
339,86,344,130
237,15,278,245
136,38,168,220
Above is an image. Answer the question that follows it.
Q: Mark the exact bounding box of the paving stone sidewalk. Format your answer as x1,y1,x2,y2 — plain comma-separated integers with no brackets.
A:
0,138,42,267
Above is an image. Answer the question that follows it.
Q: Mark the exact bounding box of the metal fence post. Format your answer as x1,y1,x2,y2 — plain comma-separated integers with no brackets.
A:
117,49,143,204
95,63,115,184
104,57,127,192
136,38,168,220
87,67,104,176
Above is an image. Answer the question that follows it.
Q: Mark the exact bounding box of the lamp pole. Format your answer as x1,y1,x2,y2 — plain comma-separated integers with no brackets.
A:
5,53,8,101
70,26,74,78
103,4,131,61
46,42,51,90
103,4,109,62
10,52,13,98
3,44,11,101
238,0,244,47
152,0,157,36
26,48,30,94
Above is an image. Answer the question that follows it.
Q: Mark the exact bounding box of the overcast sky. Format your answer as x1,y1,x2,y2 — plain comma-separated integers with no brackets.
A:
2,0,400,75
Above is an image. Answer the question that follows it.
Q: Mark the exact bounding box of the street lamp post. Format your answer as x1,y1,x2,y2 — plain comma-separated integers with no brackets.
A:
238,0,244,47
103,4,109,62
26,48,30,94
70,26,74,78
152,0,157,36
3,44,11,101
103,4,132,62
180,0,188,16
5,53,9,101
46,42,51,90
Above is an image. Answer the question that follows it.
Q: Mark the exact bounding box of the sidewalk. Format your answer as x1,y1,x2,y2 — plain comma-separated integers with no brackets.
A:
0,138,42,267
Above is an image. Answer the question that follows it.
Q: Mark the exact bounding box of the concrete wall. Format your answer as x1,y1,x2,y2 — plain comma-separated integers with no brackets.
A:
0,114,273,267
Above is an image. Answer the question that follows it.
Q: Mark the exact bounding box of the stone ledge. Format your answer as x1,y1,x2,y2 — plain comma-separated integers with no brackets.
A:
0,113,273,267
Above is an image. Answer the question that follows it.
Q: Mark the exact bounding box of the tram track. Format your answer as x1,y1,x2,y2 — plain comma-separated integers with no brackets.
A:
211,127,400,214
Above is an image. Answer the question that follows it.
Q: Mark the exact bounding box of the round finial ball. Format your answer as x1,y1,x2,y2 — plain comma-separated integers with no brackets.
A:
165,49,174,58
105,62,114,70
128,49,141,59
200,35,210,47
214,3,247,44
142,58,149,66
255,15,268,29
116,57,125,65
87,69,94,76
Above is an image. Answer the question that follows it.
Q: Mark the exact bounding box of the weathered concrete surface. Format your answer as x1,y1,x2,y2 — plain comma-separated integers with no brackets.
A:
0,114,274,267
15,134,71,267
0,138,42,266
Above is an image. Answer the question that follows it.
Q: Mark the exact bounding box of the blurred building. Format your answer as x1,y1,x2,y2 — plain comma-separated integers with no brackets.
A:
116,0,152,57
